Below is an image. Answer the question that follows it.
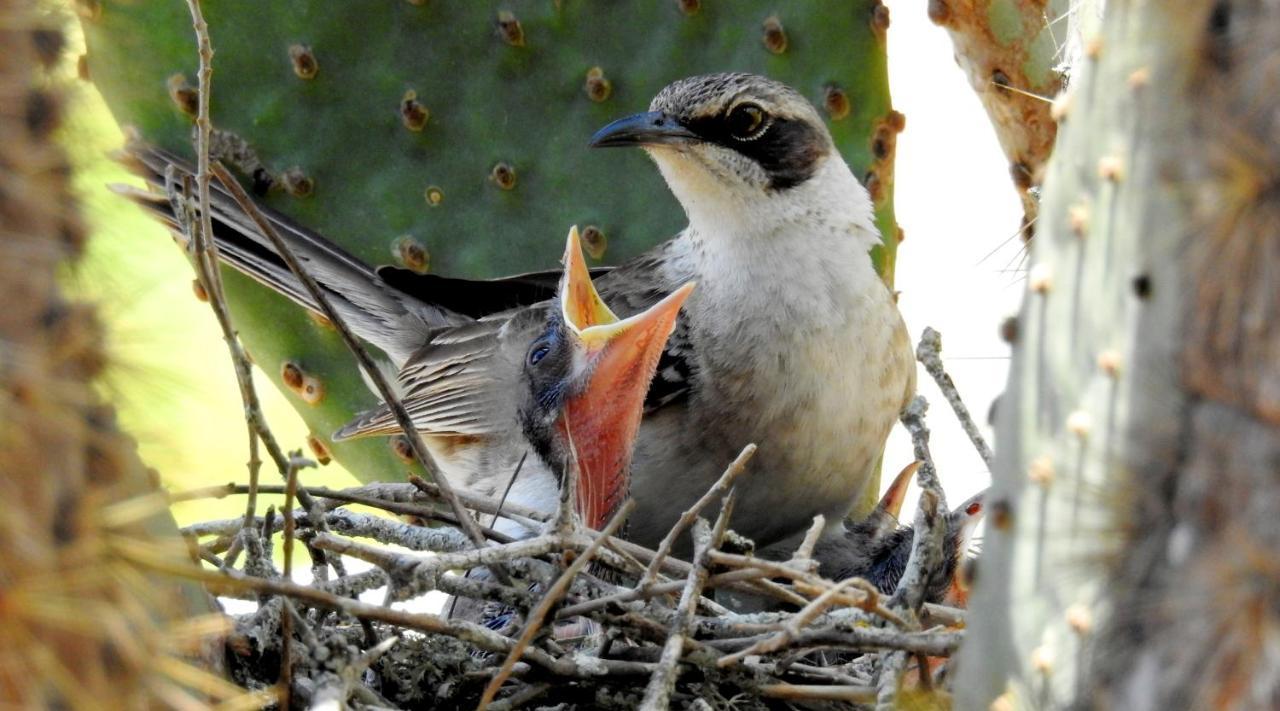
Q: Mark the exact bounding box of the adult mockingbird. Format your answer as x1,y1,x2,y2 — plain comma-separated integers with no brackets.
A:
120,72,915,553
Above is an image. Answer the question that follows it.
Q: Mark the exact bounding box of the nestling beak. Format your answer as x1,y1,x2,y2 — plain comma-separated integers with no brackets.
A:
557,237,694,529
589,111,700,148
878,461,921,520
560,226,618,329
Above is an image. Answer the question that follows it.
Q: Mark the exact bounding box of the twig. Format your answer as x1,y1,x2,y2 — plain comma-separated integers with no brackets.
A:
478,500,635,709
487,682,550,711
278,454,301,709
759,684,877,703
891,396,947,612
179,2,261,543
705,626,961,657
640,490,737,710
793,514,826,567
916,327,994,469
716,576,861,668
209,161,506,585
312,531,559,582
638,444,755,589
875,651,908,710
872,396,949,709
706,550,903,626
169,5,338,582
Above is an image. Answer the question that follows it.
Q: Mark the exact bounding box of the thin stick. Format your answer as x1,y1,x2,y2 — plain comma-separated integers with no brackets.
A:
759,684,877,703
175,0,263,564
638,443,755,590
716,576,861,668
793,514,826,566
875,650,908,710
278,454,301,709
705,626,960,657
640,490,737,710
209,162,506,584
705,551,903,626
916,327,994,469
169,6,334,575
478,500,635,709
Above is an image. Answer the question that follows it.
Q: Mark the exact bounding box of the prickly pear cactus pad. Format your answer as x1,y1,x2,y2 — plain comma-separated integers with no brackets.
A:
81,1,899,484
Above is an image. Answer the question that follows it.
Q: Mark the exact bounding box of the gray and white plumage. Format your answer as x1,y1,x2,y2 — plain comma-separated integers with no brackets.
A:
119,72,916,556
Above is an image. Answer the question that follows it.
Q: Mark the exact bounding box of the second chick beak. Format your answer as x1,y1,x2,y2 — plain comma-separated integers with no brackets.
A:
557,227,694,530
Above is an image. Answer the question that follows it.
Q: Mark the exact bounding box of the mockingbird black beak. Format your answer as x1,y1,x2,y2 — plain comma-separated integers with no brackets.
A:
589,111,700,148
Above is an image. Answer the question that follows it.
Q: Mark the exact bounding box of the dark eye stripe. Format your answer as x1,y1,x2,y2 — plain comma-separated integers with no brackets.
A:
684,110,828,190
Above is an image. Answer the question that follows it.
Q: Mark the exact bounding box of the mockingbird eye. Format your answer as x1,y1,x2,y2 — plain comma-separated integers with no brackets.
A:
727,103,768,140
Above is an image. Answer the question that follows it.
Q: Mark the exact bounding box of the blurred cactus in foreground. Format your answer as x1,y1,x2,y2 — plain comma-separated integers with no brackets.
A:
957,1,1280,707
80,1,903,490
0,5,221,705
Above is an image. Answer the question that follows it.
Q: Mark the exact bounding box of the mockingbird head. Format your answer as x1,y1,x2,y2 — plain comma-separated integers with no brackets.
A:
590,73,842,225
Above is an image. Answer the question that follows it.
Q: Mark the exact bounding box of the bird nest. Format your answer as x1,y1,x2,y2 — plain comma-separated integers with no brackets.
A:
177,438,967,710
